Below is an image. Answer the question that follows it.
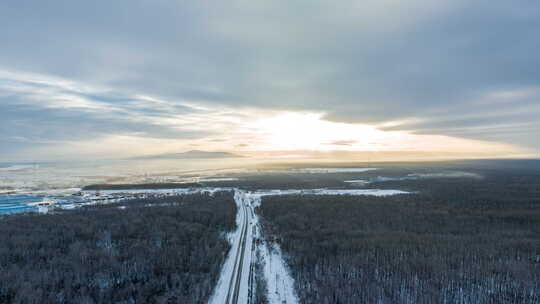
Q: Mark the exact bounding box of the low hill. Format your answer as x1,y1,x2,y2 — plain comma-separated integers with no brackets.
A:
130,150,243,160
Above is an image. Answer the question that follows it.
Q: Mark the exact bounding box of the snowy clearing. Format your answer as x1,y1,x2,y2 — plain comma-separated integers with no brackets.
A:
407,171,481,179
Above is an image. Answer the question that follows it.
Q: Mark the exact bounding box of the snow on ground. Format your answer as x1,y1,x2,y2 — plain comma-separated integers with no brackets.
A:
2,185,409,303
237,193,255,304
259,242,299,304
344,179,370,185
1,187,235,216
208,190,246,304
83,187,231,196
246,189,410,208
198,177,240,182
248,191,299,304
407,171,481,179
291,167,377,173
307,189,409,196
27,188,82,196
208,190,300,304
343,171,482,185
209,188,410,304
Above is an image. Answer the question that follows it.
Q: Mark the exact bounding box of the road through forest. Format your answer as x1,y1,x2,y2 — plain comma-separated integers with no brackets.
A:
210,190,256,304
210,188,402,304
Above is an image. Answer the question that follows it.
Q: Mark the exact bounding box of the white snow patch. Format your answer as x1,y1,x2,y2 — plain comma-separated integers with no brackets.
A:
247,188,409,303
209,188,409,304
198,177,240,182
308,189,409,196
209,189,302,304
245,188,409,207
209,190,247,304
28,188,82,196
246,193,299,304
407,171,481,179
259,242,299,304
344,179,369,184
291,167,377,174
84,187,231,196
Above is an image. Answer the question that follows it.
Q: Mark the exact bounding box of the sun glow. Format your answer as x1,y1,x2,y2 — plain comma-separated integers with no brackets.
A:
249,112,390,151
239,112,526,157
33,110,530,161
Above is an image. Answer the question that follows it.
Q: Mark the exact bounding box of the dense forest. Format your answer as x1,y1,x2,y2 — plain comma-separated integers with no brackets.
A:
259,169,540,304
0,191,236,304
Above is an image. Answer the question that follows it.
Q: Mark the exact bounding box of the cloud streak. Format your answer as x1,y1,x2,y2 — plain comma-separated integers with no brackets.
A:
0,0,539,159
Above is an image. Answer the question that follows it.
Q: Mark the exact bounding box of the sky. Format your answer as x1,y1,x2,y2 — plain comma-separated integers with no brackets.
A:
1,1,539,161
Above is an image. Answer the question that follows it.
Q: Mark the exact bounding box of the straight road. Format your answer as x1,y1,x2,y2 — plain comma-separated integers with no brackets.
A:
224,191,254,304
210,189,301,304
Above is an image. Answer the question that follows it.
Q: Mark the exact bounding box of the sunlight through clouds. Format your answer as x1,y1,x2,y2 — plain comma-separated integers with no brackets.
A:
237,112,526,155
0,68,533,161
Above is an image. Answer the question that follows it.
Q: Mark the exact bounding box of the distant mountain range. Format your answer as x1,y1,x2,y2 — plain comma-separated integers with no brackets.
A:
130,150,243,160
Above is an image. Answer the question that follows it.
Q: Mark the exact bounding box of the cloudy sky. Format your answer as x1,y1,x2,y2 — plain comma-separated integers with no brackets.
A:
1,1,539,161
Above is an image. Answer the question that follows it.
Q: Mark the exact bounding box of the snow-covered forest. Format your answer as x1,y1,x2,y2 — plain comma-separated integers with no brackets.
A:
258,169,540,303
0,192,236,304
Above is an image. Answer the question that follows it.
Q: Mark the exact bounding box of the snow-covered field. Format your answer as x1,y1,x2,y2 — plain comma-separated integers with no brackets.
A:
85,187,230,196
245,189,409,205
290,167,378,173
407,171,481,179
343,171,482,185
344,179,369,184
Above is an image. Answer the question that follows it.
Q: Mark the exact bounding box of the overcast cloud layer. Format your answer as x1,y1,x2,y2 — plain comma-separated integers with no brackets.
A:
1,0,539,160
